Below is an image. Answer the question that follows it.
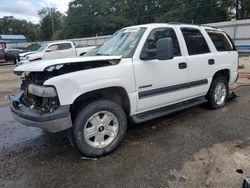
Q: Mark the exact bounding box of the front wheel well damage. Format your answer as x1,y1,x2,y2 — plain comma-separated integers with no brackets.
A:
70,87,131,121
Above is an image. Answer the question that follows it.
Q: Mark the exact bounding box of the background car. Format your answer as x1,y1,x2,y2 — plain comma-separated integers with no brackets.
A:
4,48,24,63
0,48,5,63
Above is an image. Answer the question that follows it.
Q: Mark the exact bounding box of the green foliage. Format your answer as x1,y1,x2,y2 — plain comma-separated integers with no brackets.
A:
39,8,64,41
0,16,40,41
1,0,250,41
63,0,237,38
236,0,250,19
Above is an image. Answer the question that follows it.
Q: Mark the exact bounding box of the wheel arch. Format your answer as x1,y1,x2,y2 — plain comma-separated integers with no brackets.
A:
212,69,230,82
70,86,131,120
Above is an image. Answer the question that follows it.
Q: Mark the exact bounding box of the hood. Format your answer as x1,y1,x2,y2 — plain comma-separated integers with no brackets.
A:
14,56,122,72
26,52,43,60
19,51,37,57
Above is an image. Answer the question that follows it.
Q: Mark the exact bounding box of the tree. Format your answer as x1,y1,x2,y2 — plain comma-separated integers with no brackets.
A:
0,16,40,41
233,0,250,19
38,7,64,40
155,0,230,24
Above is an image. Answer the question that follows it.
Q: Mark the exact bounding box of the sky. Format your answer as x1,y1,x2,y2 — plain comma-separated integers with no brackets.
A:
0,0,71,24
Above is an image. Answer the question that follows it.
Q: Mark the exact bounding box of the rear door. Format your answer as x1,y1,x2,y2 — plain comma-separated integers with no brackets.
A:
181,28,213,97
206,30,238,85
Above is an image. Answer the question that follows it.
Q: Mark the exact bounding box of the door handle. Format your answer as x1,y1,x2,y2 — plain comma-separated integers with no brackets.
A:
208,59,215,65
178,62,187,69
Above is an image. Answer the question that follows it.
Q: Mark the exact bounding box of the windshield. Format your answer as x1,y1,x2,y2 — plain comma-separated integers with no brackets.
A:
37,44,48,52
84,27,146,58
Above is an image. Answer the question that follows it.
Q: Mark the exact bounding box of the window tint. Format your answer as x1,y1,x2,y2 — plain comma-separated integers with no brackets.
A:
206,31,233,51
181,28,210,55
59,43,72,50
143,28,181,58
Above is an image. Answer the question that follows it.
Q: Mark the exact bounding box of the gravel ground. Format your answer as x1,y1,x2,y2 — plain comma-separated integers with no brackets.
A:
0,87,250,188
0,63,20,105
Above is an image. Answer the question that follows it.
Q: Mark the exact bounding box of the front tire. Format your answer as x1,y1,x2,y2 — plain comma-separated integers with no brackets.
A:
69,99,127,157
207,76,229,109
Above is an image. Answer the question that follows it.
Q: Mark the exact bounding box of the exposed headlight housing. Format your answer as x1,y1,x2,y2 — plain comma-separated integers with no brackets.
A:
28,84,57,97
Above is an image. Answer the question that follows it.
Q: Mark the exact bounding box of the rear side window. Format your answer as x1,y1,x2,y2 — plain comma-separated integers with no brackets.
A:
181,28,210,55
143,28,181,57
59,43,72,50
206,31,233,51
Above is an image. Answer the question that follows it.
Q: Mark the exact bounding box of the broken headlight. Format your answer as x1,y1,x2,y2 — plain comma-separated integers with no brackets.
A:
28,84,57,97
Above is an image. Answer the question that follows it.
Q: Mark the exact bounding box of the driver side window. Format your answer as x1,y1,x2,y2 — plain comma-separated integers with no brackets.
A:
143,28,181,58
47,44,59,51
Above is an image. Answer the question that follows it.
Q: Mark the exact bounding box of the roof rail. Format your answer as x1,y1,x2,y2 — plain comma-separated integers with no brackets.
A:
201,24,220,30
168,22,183,25
168,22,202,27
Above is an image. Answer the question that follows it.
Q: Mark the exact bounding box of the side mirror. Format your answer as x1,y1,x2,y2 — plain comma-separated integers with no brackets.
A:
140,37,174,61
156,38,174,60
45,49,52,53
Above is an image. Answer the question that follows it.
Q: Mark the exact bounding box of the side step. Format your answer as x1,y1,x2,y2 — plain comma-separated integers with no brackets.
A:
130,97,207,124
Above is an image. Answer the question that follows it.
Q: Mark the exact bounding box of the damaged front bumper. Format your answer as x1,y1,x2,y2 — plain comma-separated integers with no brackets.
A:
9,92,72,133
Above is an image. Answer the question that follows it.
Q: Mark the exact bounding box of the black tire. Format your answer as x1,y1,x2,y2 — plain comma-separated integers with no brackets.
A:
14,57,17,64
69,99,127,157
207,76,229,109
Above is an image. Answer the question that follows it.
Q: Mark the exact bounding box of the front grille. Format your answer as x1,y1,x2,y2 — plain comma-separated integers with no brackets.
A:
21,90,60,112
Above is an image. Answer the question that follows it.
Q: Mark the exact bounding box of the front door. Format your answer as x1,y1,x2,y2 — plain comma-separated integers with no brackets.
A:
44,44,61,60
133,27,189,112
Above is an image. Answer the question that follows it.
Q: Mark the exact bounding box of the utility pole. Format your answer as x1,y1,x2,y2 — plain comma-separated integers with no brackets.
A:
236,0,239,20
51,8,55,40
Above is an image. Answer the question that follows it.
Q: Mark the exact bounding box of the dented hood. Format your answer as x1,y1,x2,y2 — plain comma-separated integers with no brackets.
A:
14,56,122,72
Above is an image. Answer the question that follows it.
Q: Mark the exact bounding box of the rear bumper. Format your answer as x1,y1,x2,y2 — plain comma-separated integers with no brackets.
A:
229,71,239,91
229,71,238,85
9,92,72,133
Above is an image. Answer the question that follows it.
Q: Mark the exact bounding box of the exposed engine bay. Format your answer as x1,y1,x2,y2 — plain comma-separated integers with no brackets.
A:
18,60,119,112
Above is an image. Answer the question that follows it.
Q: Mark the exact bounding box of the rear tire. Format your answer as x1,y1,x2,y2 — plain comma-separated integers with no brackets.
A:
207,76,229,109
69,99,127,157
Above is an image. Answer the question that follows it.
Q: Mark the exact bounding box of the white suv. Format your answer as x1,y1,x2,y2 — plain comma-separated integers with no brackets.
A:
10,23,238,157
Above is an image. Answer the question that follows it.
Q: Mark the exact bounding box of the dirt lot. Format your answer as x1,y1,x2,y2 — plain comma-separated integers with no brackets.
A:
0,58,250,188
0,63,20,105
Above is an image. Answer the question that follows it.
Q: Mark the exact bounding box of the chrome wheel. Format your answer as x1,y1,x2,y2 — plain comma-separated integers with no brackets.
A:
214,82,227,106
84,111,119,149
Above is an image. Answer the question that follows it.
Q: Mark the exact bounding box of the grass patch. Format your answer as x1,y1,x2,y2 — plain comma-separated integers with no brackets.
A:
239,52,250,58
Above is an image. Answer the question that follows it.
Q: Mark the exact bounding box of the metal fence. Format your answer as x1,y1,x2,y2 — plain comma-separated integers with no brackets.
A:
206,19,250,48
6,35,111,49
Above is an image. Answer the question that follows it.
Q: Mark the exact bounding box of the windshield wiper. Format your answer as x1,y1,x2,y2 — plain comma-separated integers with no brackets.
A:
96,53,110,56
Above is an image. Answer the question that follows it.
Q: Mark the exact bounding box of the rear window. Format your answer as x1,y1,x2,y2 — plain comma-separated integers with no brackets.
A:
181,28,210,55
59,43,72,50
206,31,234,51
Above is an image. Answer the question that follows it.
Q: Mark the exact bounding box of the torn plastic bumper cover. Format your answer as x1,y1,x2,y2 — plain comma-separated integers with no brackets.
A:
9,92,72,133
